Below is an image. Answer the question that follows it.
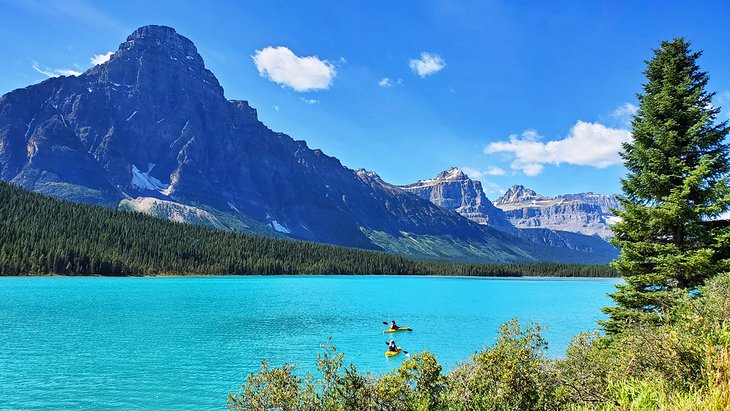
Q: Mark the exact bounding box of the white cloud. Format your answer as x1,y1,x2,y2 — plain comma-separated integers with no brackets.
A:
32,61,81,78
486,166,506,176
90,51,113,65
252,46,336,92
460,167,484,178
521,163,544,176
378,77,403,87
274,105,280,112
300,97,319,105
485,121,632,176
481,181,506,196
409,52,446,77
608,102,638,128
461,166,506,178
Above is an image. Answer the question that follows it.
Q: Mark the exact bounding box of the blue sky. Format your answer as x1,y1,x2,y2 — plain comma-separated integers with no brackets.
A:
1,0,729,197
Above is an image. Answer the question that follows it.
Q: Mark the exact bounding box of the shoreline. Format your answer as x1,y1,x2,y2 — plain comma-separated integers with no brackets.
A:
0,273,622,279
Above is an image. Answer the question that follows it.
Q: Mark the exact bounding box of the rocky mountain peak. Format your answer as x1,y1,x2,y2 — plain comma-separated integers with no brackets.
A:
493,185,622,239
128,25,184,41
495,185,542,205
356,168,381,180
399,168,512,228
435,167,468,181
123,25,200,59
87,24,223,96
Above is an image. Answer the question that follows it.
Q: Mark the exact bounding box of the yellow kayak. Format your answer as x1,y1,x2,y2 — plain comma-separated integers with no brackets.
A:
384,327,412,333
385,346,402,357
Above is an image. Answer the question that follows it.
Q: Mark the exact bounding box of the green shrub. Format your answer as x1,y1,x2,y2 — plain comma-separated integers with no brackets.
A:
228,275,730,410
227,361,303,410
563,273,730,410
443,319,558,410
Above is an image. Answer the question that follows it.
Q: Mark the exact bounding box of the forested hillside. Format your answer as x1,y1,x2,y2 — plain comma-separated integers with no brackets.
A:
0,182,615,277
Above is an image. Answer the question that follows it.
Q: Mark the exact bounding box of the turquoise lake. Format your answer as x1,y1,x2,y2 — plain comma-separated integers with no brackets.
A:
0,275,620,410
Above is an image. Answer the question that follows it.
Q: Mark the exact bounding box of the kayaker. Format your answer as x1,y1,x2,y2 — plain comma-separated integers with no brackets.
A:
386,339,398,352
389,320,399,330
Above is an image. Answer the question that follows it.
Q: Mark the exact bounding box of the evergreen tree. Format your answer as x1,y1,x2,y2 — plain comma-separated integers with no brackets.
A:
603,38,730,333
0,181,616,278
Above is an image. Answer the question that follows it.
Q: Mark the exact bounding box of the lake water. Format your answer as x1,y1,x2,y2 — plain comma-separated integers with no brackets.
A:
0,275,619,410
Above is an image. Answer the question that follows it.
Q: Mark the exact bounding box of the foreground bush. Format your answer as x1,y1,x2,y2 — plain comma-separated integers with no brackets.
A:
442,321,559,410
229,320,556,411
229,273,730,410
559,273,730,410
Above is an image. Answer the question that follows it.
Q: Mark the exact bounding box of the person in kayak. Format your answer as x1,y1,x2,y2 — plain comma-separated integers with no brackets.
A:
386,339,398,352
389,320,399,330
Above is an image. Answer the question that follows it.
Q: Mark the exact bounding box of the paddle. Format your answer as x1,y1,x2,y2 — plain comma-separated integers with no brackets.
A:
384,341,410,357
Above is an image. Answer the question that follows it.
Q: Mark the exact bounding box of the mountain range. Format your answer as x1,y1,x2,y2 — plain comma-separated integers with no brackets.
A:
0,25,619,264
494,185,622,239
399,167,513,228
399,168,619,258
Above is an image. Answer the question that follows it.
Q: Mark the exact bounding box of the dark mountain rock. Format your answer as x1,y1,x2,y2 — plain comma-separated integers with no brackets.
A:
0,25,615,264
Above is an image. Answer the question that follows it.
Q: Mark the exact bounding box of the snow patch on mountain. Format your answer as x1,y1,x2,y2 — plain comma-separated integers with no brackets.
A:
24,115,36,141
269,220,291,234
131,163,169,192
265,213,292,234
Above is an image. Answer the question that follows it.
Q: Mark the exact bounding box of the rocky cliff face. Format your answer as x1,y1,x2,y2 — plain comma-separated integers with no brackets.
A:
495,185,622,238
2,25,593,263
399,167,512,227
402,170,619,260
0,25,620,264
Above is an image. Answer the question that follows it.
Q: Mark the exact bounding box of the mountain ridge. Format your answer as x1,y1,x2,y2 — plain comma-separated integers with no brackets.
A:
400,168,619,261
0,25,615,264
399,167,513,228
495,184,622,238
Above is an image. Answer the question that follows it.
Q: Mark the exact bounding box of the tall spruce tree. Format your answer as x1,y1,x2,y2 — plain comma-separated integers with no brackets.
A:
602,38,730,333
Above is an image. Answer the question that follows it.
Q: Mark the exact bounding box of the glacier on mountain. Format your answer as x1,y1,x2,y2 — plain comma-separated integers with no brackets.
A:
131,164,169,192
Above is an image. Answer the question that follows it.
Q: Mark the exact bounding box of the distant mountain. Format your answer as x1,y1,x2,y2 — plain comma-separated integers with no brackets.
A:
495,185,622,238
402,168,619,261
399,167,512,228
0,25,615,264
497,185,545,204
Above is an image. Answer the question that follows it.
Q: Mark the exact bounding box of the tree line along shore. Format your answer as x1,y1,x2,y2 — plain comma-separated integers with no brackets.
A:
0,182,615,278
